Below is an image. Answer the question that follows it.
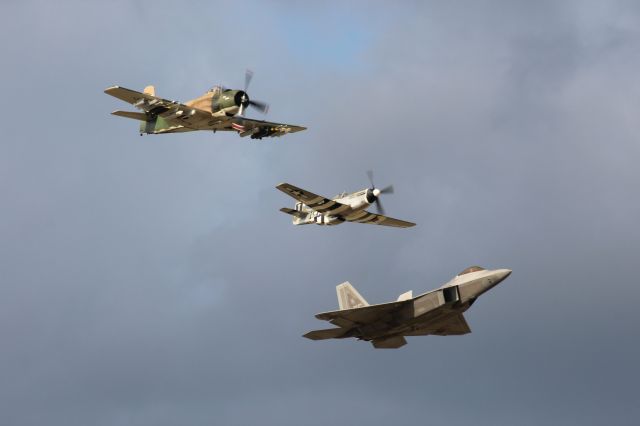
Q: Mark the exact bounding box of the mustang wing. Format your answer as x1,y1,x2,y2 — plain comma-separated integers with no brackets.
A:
276,183,349,213
231,116,306,138
344,210,416,228
104,86,212,127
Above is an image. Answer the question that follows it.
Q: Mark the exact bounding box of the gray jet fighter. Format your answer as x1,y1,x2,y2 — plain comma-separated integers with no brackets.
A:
304,266,512,348
276,172,415,228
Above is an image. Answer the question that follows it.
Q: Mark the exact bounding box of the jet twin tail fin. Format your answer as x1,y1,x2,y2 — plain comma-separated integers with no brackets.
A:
337,282,369,310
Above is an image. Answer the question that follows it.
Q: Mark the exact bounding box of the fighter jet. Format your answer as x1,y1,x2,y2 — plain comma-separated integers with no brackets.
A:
304,266,512,348
104,70,306,139
276,172,415,228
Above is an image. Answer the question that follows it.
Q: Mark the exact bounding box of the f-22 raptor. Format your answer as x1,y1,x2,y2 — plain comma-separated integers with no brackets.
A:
304,266,512,348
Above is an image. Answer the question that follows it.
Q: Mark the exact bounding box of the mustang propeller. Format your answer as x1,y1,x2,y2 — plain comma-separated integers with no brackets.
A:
237,69,270,116
366,170,394,215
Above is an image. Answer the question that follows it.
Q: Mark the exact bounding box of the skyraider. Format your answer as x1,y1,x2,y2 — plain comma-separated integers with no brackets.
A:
104,70,306,139
304,266,512,349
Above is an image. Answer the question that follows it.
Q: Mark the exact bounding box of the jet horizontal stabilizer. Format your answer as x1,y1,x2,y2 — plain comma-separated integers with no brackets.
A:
372,336,407,349
304,328,347,340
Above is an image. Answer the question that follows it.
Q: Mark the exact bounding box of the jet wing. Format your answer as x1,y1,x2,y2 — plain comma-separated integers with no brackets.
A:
231,117,306,138
345,210,416,228
276,183,349,214
315,300,407,326
104,86,212,127
405,313,471,336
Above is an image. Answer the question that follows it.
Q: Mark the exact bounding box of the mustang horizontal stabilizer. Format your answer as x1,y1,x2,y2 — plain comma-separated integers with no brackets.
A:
279,207,307,219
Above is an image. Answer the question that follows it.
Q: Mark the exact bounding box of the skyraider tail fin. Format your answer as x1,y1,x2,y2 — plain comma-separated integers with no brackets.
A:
139,86,155,134
337,281,369,310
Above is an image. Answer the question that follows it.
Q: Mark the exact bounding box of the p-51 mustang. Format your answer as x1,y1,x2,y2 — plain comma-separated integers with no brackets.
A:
104,70,306,139
276,172,415,228
304,266,512,349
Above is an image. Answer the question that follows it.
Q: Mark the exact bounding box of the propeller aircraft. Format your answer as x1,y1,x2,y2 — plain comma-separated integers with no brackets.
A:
104,70,306,139
276,172,415,228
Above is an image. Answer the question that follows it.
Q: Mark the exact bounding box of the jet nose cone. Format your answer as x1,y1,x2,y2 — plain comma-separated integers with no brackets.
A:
495,269,512,282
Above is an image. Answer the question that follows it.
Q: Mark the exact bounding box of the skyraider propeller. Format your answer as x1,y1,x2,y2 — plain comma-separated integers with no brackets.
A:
237,69,269,117
276,176,415,228
104,69,305,139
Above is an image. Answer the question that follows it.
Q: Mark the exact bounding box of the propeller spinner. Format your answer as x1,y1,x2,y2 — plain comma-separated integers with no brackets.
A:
366,170,394,215
237,69,269,116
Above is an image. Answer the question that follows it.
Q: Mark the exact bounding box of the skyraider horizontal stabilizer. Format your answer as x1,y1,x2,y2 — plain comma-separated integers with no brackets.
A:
304,266,512,349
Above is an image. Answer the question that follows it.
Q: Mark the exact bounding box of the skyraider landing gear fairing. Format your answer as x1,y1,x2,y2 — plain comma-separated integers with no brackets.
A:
104,70,306,139
276,172,415,228
304,266,512,349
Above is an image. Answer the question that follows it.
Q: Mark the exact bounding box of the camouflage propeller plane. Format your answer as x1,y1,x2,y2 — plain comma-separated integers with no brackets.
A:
104,70,306,139
304,266,512,349
276,171,415,228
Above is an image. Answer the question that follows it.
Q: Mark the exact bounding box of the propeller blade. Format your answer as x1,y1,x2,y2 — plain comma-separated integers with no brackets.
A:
375,198,385,216
380,185,394,194
244,69,254,91
366,170,375,189
249,99,269,114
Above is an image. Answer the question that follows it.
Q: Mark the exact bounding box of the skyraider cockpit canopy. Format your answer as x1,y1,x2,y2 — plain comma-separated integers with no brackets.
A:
207,85,230,95
457,266,486,276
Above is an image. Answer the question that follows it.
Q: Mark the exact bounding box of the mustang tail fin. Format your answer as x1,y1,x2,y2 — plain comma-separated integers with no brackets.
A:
336,281,369,310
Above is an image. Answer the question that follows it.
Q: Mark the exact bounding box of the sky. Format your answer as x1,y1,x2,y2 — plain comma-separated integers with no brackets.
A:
1,1,640,425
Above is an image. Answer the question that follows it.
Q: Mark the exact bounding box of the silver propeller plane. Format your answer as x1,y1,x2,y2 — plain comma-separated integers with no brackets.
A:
276,172,415,228
304,266,512,348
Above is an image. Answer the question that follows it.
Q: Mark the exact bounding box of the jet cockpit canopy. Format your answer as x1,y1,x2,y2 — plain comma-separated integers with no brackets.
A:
457,266,486,276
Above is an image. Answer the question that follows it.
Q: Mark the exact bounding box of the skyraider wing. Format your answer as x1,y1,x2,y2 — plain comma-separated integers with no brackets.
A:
104,86,212,128
231,117,306,138
276,183,349,214
345,210,416,228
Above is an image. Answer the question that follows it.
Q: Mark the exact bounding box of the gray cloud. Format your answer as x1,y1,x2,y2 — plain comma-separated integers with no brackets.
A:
1,1,639,425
